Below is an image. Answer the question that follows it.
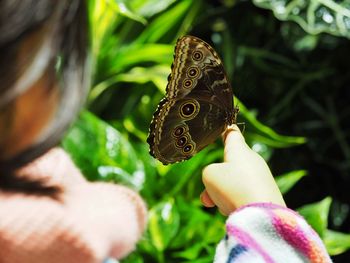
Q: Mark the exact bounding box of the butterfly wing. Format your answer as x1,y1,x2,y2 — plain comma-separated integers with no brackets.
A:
167,36,233,111
148,35,236,164
148,97,228,164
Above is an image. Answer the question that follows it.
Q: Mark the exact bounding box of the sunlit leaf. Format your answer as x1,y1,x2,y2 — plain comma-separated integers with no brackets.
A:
135,0,197,44
237,98,306,147
131,0,177,18
89,65,170,101
275,170,307,194
172,243,207,260
159,146,221,197
148,199,180,252
109,44,173,73
89,0,146,60
182,258,213,263
253,0,350,39
250,141,273,160
171,198,225,250
298,197,332,237
114,65,169,93
62,111,145,190
324,229,350,256
114,0,147,24
121,255,144,263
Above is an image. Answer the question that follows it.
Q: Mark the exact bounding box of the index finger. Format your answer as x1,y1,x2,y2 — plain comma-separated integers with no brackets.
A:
222,125,246,163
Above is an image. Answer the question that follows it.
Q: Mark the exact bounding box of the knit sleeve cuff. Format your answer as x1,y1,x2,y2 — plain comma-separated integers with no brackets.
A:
215,202,331,263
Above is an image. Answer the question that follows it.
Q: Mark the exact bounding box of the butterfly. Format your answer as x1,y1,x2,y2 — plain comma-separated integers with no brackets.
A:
147,35,238,165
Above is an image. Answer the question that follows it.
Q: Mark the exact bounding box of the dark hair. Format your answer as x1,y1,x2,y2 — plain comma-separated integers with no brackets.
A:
0,0,90,195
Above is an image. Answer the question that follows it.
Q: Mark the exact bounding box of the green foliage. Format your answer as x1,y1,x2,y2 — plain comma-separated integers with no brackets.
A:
62,0,350,261
275,169,307,194
298,197,332,237
148,199,180,252
298,198,350,256
324,230,350,256
62,111,145,190
253,0,350,39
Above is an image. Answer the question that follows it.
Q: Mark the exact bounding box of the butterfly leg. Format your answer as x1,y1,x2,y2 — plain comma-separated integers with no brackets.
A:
236,122,246,134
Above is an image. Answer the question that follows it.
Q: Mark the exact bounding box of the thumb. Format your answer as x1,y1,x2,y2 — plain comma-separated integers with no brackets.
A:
223,125,249,163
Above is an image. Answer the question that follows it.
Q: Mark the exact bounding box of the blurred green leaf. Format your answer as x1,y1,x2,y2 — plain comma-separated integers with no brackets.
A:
253,0,350,39
89,0,146,59
324,229,350,256
293,34,319,51
116,65,170,92
298,197,332,237
89,65,170,101
130,0,177,18
182,258,213,263
250,141,273,160
62,111,145,190
136,0,199,44
172,243,207,260
109,44,173,73
114,0,147,24
280,23,320,52
148,199,180,252
121,253,145,263
171,198,225,249
237,98,306,148
276,170,308,194
155,146,225,199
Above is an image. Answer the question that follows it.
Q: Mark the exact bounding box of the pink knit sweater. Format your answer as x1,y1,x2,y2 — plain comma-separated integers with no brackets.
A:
0,148,147,263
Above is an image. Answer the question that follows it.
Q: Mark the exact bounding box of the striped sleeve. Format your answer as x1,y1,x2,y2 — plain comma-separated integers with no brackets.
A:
214,203,332,263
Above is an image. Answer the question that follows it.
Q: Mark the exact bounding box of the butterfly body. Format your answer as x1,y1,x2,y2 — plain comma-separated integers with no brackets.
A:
147,36,237,165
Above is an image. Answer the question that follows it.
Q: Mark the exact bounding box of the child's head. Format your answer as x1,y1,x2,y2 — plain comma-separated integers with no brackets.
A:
0,0,90,169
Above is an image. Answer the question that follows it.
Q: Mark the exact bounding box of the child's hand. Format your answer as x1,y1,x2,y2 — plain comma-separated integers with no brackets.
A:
200,125,286,216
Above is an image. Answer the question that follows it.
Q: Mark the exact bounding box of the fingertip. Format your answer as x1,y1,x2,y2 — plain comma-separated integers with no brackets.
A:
223,125,246,163
200,190,215,207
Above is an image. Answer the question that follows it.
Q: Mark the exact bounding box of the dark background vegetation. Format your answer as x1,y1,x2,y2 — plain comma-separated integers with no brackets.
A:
62,0,350,262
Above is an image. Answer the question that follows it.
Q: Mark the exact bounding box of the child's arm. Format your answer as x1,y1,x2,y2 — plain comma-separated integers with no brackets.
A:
0,148,147,263
201,125,331,262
